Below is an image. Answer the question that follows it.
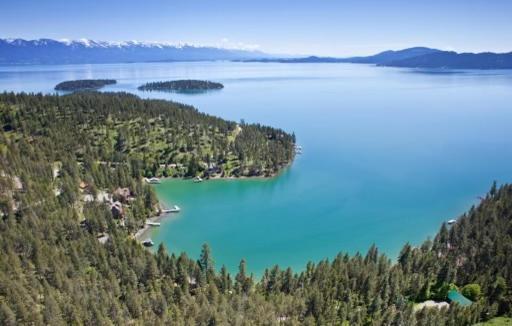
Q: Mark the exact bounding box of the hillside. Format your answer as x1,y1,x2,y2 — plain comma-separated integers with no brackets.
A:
244,47,512,69
344,47,441,64
382,51,512,69
0,92,294,179
0,93,511,324
0,38,270,64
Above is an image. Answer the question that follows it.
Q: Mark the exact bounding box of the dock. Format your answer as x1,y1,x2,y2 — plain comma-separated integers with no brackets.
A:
161,205,180,213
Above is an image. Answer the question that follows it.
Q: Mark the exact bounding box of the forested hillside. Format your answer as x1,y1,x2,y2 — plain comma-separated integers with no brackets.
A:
0,92,511,325
0,92,295,179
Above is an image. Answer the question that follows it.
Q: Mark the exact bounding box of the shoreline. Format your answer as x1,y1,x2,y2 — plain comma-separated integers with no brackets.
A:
133,212,173,242
156,160,294,183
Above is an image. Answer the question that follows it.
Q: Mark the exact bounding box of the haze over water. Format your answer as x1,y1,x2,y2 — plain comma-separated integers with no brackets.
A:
2,62,512,275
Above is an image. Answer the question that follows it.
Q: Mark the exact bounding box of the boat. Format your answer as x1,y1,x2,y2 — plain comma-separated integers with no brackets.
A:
294,144,303,154
145,221,161,226
193,176,203,183
447,219,457,225
161,205,180,213
142,239,154,247
145,177,161,184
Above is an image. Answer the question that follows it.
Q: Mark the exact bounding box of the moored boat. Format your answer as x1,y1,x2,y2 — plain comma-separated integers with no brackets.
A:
144,177,161,184
142,239,154,247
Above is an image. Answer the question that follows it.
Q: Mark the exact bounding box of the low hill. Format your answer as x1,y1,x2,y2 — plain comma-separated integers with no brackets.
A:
245,47,512,69
344,47,441,64
382,51,512,69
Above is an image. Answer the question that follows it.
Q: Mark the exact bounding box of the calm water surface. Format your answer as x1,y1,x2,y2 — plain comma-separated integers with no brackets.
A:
2,62,512,275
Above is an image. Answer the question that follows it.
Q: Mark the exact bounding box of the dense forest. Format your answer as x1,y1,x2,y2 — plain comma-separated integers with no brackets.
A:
138,80,224,92
0,92,511,325
54,79,117,91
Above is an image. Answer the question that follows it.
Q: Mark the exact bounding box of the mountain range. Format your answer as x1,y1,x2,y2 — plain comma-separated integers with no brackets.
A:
245,47,512,69
1,39,511,69
0,38,270,64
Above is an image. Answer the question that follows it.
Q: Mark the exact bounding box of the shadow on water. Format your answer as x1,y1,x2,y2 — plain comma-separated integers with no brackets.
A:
139,88,223,95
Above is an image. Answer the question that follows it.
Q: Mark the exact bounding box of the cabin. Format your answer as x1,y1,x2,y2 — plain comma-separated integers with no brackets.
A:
97,233,109,244
111,201,125,219
79,181,89,191
114,187,132,202
13,176,24,192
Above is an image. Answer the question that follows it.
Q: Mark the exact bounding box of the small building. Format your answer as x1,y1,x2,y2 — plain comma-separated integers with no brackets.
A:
111,201,125,219
79,181,88,190
447,289,472,306
13,176,23,192
97,233,109,244
114,187,132,202
82,194,94,202
414,300,449,312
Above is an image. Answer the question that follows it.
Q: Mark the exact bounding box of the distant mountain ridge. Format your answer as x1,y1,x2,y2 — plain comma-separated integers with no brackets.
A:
245,47,512,69
343,47,442,64
0,38,270,64
383,50,512,69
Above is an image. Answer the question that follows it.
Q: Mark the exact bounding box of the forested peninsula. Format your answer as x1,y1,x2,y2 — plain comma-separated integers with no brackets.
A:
1,92,511,325
54,79,117,91
138,80,224,92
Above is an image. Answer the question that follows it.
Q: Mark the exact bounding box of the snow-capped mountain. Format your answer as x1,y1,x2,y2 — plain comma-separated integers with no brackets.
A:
0,38,270,64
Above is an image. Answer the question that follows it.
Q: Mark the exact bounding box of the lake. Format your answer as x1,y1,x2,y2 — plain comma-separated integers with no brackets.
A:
2,62,512,276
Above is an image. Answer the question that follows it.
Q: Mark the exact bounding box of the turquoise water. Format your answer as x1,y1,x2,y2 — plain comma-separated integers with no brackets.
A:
2,62,512,275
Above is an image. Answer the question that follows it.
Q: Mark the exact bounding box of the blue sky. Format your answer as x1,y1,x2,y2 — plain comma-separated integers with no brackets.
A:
1,0,511,56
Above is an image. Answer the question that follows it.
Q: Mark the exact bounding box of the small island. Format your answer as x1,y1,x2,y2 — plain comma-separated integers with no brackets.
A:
55,79,117,91
138,79,224,92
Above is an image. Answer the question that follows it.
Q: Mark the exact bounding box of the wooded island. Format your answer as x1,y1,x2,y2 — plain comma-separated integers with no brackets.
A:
54,79,117,91
138,79,224,92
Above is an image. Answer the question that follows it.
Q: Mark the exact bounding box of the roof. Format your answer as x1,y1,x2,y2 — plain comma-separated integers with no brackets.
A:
13,176,23,190
447,289,472,306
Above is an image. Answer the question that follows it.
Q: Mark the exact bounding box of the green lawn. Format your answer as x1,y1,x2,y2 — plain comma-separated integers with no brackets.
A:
475,317,512,326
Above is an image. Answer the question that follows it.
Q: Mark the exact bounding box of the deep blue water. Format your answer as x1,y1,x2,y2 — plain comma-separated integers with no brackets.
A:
2,62,512,275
